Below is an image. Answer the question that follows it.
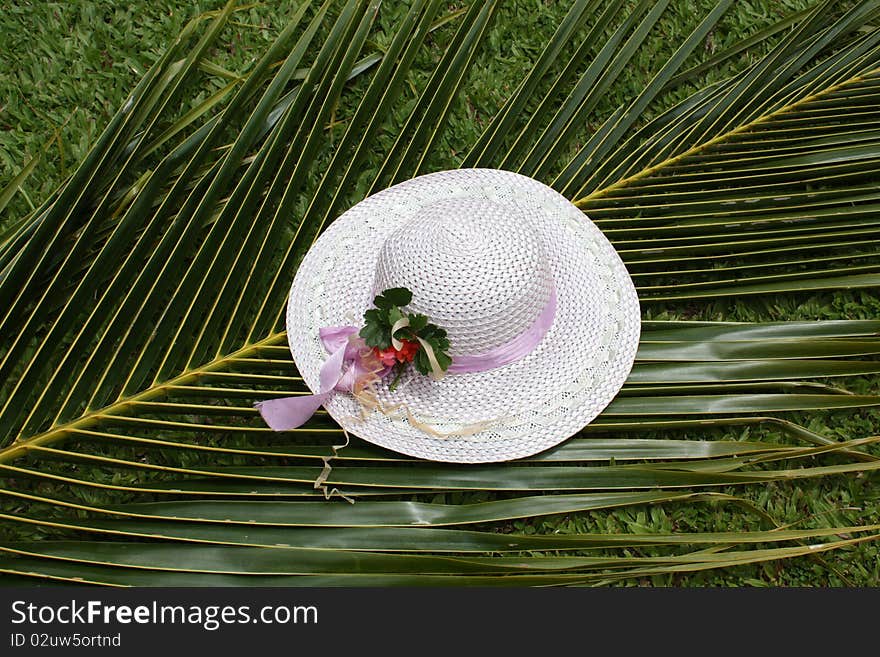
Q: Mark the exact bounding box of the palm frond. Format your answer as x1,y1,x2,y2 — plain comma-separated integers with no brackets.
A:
2,0,879,586
471,0,880,299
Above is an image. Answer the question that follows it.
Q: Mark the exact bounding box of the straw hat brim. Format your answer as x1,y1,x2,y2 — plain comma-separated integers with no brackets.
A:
286,169,641,463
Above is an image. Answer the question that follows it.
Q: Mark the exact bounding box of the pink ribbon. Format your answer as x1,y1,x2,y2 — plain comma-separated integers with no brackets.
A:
256,289,556,431
255,327,386,431
447,288,556,374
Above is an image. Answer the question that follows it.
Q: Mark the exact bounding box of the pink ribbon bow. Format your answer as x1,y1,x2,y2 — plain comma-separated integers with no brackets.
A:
255,326,388,431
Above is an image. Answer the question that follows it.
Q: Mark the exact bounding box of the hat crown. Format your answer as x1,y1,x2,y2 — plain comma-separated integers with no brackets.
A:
373,197,553,356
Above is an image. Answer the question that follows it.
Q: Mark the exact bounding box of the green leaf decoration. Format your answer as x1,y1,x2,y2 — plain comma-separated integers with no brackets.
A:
2,0,880,587
387,306,406,328
408,313,429,332
412,349,431,376
374,287,413,309
413,338,453,376
359,308,391,349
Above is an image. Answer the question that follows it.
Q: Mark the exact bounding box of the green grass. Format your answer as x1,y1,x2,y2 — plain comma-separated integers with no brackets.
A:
1,0,878,586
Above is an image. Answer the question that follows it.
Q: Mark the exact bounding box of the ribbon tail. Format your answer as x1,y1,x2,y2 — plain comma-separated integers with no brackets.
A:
257,339,350,431
256,392,330,431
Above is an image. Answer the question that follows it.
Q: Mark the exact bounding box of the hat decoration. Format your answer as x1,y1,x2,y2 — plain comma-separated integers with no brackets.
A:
256,169,640,463
256,282,557,434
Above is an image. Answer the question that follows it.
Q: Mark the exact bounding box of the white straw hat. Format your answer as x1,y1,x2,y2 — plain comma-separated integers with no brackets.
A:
266,169,640,463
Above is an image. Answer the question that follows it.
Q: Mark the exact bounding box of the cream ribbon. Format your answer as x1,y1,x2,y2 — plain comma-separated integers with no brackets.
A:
390,316,410,350
415,336,446,381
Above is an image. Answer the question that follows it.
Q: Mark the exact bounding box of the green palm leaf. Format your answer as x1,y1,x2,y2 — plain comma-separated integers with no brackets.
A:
2,0,879,586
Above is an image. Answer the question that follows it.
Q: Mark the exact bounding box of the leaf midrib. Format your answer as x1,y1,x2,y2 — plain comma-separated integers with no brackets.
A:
574,66,880,206
0,331,286,464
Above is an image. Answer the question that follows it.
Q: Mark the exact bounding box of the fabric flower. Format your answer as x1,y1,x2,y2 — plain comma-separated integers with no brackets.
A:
373,340,419,367
373,347,399,367
396,339,418,362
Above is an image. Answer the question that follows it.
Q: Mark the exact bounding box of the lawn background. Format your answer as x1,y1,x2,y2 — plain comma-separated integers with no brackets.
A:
1,0,878,586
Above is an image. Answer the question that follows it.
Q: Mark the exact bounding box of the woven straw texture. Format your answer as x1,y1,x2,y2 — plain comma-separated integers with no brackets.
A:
287,169,641,463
